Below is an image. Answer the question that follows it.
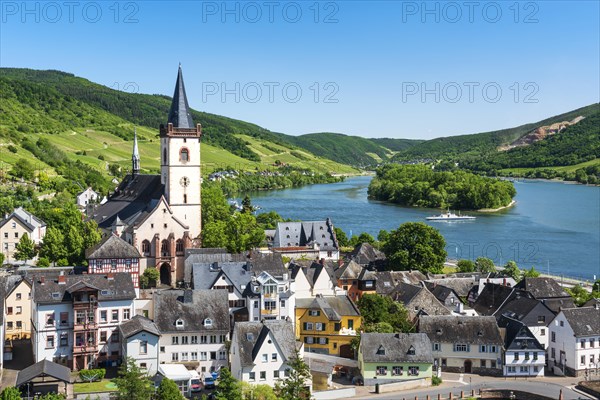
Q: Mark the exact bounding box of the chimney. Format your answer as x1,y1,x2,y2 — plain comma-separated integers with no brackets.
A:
58,271,66,285
40,276,45,285
319,258,325,266
503,278,507,286
107,273,115,281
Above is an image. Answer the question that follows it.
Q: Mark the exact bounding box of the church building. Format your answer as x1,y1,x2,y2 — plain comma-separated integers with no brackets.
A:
92,66,202,286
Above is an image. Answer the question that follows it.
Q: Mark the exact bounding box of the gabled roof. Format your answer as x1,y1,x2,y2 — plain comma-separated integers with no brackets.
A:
425,282,460,303
119,315,160,338
425,278,476,297
360,333,433,364
0,207,46,232
289,260,336,289
419,316,503,345
389,282,422,305
349,243,386,266
16,359,71,387
32,273,136,303
493,294,553,324
153,289,230,333
472,283,519,316
273,219,338,250
516,277,570,299
376,271,428,294
167,65,195,129
335,260,362,280
234,320,296,367
86,234,141,259
296,295,360,321
560,307,600,336
497,315,544,351
0,275,23,323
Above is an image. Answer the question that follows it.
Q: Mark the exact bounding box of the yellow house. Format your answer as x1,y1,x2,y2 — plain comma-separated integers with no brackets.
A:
295,294,362,358
4,278,32,339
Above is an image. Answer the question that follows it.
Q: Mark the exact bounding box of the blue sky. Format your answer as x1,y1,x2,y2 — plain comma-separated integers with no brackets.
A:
1,1,598,139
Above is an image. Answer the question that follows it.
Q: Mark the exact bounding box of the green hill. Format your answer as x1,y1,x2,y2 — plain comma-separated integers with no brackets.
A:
392,104,600,161
0,68,357,190
273,132,422,167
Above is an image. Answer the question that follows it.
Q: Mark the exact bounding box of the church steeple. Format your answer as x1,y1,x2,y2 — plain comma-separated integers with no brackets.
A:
167,64,195,129
132,127,140,175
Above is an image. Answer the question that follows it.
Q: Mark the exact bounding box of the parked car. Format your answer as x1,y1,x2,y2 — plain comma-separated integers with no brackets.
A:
190,370,202,393
202,372,216,389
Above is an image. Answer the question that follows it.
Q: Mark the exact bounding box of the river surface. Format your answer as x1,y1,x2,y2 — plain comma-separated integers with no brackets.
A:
247,176,600,281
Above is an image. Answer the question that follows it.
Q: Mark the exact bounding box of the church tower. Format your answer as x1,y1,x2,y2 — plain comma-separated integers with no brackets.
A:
160,65,202,238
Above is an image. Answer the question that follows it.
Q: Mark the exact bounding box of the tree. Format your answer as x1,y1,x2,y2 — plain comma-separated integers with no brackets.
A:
502,261,521,280
65,225,84,265
10,158,35,180
256,211,284,230
333,227,349,247
456,259,475,273
225,213,265,253
349,232,376,248
475,257,496,273
522,266,541,278
156,378,185,400
240,382,277,400
0,253,5,267
201,220,229,249
201,184,232,227
377,229,390,245
36,257,50,268
382,222,447,274
356,294,413,333
275,351,311,400
565,284,592,307
140,267,159,288
241,195,253,213
14,233,37,261
214,368,242,400
39,227,67,266
0,387,21,400
112,358,154,400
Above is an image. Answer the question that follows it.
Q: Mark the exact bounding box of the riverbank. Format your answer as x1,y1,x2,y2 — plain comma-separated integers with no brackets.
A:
477,200,516,213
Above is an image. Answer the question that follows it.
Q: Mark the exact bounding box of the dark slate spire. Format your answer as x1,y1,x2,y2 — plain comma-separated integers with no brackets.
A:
167,65,195,129
132,127,140,175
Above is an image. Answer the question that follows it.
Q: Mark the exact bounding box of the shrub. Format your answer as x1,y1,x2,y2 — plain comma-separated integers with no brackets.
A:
432,376,442,386
7,145,17,153
79,368,106,382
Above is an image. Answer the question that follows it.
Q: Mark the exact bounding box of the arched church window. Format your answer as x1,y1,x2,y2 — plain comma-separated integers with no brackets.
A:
142,240,151,256
176,239,184,255
161,240,170,257
180,148,190,162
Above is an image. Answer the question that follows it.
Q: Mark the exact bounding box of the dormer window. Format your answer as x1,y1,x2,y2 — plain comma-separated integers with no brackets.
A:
204,318,212,327
376,345,385,355
176,319,184,328
407,345,416,355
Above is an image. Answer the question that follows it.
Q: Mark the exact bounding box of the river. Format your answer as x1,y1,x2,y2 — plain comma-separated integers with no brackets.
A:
247,176,600,281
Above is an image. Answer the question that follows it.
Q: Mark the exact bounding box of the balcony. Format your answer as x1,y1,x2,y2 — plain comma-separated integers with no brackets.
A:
338,328,357,336
73,344,97,354
73,321,97,331
261,309,278,315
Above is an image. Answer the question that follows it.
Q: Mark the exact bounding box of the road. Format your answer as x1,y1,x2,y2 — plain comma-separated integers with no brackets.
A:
350,373,597,400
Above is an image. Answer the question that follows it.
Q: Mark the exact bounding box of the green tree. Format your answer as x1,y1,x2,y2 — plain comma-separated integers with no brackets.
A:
82,221,102,252
522,266,541,278
14,233,37,261
225,213,265,253
65,225,84,265
201,184,232,227
502,261,521,280
241,195,253,214
201,220,230,249
156,378,185,400
275,351,311,400
140,267,159,288
214,368,242,400
565,284,592,307
357,294,413,333
256,211,284,230
112,358,154,400
334,227,349,247
39,227,67,266
349,232,376,248
10,158,35,180
36,257,50,268
0,253,5,267
377,229,390,246
456,259,475,273
382,222,447,273
0,386,21,400
475,257,496,273
241,382,277,400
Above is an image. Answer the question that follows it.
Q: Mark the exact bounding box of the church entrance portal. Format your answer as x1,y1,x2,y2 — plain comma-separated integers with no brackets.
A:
160,263,171,286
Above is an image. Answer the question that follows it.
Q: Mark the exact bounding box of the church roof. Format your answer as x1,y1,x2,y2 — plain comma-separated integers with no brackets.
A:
168,65,195,129
86,234,141,259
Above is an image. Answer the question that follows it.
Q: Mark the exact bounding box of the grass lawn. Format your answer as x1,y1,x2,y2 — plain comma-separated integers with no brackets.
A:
73,379,118,393
499,158,600,175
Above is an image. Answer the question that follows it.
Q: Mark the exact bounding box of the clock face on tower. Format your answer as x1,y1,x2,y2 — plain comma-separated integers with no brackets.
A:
180,176,190,187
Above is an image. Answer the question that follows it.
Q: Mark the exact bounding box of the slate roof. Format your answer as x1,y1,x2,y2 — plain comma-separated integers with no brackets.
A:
86,234,141,259
0,207,46,232
349,243,386,266
497,315,544,351
419,316,503,345
153,289,230,333
167,65,195,129
273,219,338,250
289,260,337,289
32,273,136,303
560,307,600,336
472,283,519,315
335,260,362,280
516,277,570,299
16,359,71,387
360,333,433,364
119,315,161,338
0,275,23,324
234,320,296,367
425,283,460,303
493,295,553,324
540,298,576,314
296,295,360,321
389,282,422,304
92,174,163,230
425,278,476,297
